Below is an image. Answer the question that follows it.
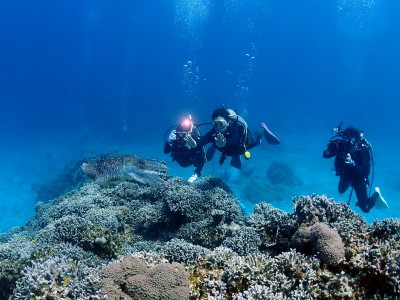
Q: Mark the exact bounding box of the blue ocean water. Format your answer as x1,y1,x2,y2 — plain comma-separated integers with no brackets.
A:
1,0,399,233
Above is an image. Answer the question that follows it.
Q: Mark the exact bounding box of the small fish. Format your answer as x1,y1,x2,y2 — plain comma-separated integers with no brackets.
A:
48,247,53,255
63,277,70,286
81,155,168,186
69,260,77,271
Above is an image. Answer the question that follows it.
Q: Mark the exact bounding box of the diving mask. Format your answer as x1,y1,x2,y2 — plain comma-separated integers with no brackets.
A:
212,118,228,132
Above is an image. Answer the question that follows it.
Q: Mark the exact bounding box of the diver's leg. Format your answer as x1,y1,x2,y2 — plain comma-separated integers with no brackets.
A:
338,172,351,194
246,128,263,150
193,154,205,177
353,178,374,213
188,152,206,183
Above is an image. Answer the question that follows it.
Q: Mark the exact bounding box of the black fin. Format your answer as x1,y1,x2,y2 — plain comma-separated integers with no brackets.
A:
262,123,280,145
230,155,242,169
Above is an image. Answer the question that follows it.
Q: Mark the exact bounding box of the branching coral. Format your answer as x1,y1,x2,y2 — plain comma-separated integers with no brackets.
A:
222,226,261,256
162,238,210,266
246,202,296,252
14,254,101,299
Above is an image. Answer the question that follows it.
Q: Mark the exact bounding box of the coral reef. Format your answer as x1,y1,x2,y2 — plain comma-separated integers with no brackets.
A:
1,164,399,299
121,177,243,248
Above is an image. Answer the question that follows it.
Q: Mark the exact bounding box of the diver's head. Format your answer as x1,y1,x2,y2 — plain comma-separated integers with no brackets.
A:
211,108,230,133
344,126,361,143
343,126,361,153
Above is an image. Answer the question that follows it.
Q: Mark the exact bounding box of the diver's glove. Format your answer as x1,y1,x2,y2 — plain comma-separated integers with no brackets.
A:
185,134,197,149
168,130,176,144
215,133,226,148
344,153,355,166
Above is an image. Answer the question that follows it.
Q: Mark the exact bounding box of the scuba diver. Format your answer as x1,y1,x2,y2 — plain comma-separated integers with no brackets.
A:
195,108,280,169
164,115,206,183
323,123,388,213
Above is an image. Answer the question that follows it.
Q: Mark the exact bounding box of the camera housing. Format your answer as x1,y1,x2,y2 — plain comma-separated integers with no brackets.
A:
327,138,348,156
175,131,187,141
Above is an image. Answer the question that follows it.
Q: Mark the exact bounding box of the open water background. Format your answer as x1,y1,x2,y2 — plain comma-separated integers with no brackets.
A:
1,0,399,232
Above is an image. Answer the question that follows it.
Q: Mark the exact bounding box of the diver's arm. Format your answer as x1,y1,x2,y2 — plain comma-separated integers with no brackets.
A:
343,150,368,177
185,135,197,149
186,133,204,149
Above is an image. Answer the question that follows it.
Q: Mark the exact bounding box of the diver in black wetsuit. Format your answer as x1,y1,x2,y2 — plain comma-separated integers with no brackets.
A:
164,116,206,183
323,123,388,213
195,108,280,169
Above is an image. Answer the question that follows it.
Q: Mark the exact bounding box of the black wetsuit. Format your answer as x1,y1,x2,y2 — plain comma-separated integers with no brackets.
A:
323,138,375,213
197,121,263,167
164,133,205,176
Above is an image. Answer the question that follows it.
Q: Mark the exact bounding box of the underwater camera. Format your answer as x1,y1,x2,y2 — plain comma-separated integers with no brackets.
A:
175,131,187,141
327,138,349,156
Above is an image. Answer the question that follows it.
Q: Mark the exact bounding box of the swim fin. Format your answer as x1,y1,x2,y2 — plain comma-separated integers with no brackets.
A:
230,155,242,169
261,122,280,145
373,187,389,209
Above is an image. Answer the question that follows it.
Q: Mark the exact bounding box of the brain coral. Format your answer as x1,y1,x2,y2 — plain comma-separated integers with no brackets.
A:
101,255,190,300
290,222,345,265
311,222,345,265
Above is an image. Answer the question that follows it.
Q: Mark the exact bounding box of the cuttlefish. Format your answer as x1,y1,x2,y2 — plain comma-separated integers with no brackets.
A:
81,155,168,186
